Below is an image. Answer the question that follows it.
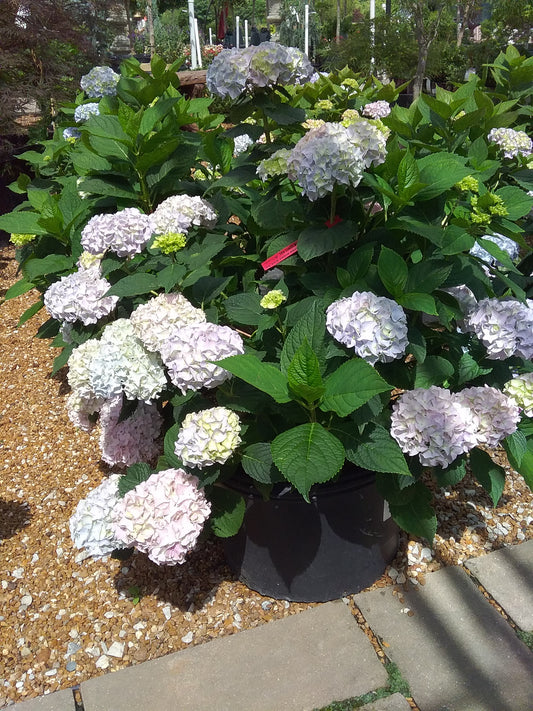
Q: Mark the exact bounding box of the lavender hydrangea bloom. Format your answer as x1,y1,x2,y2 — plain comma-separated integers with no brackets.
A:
63,127,81,141
81,208,152,257
69,474,126,559
390,387,479,468
464,298,533,360
43,264,118,325
206,47,250,99
130,293,206,353
470,233,521,265
456,386,519,448
326,291,408,365
149,195,217,236
362,101,391,119
98,396,163,467
488,128,532,159
160,322,244,394
174,407,241,467
112,468,211,565
89,319,167,403
504,373,533,417
74,103,100,123
80,66,120,98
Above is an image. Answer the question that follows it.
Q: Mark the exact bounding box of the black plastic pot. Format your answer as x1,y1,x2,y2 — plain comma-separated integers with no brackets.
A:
222,466,399,602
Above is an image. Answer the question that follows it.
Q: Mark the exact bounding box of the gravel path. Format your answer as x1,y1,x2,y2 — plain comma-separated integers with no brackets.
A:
1,244,532,707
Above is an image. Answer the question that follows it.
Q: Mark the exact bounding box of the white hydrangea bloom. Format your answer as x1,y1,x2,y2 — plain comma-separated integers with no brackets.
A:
326,291,408,365
174,407,241,467
43,264,118,325
66,390,103,432
470,232,520,265
488,128,532,159
90,319,167,403
67,339,102,399
362,101,391,119
74,103,100,123
160,322,244,394
80,66,120,98
346,120,388,169
98,397,163,467
149,195,218,236
69,474,126,559
390,387,479,468
130,293,206,352
233,133,254,156
81,208,152,257
504,373,533,417
456,386,519,448
464,298,533,360
257,148,292,181
112,468,211,565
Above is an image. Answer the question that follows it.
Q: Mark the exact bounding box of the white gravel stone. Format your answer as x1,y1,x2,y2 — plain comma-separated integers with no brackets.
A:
95,654,110,669
107,642,125,658
181,631,194,644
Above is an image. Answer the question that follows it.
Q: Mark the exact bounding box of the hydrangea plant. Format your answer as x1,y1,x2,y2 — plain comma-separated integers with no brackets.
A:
1,45,533,566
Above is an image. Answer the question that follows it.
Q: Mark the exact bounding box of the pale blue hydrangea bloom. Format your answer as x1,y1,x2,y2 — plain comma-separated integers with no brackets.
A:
74,103,100,123
80,66,120,98
469,232,520,265
81,208,152,258
488,127,532,159
149,195,217,235
63,127,81,141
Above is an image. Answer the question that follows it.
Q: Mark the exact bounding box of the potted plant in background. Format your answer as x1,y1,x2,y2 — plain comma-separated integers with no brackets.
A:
1,45,532,603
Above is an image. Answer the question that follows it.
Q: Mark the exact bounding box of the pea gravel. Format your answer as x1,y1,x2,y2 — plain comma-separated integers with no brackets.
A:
0,244,531,707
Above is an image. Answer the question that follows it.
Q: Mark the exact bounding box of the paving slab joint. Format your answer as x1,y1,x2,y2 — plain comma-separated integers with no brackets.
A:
461,563,519,630
72,686,85,711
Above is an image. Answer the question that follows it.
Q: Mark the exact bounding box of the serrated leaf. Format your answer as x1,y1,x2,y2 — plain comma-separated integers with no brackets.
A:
287,339,324,404
398,292,437,315
23,255,74,281
17,300,42,326
457,352,492,386
224,292,264,326
0,210,48,235
321,359,391,417
106,273,160,297
157,264,187,292
216,354,291,403
469,448,505,506
118,462,153,498
348,424,411,476
414,356,454,388
241,443,282,483
163,423,184,468
298,220,354,261
271,423,345,500
388,483,437,541
432,458,467,487
51,345,73,375
210,487,246,537
378,246,408,297
503,429,528,470
281,301,326,374
3,278,35,301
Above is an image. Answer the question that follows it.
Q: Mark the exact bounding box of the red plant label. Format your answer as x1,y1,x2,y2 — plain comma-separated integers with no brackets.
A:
261,241,298,271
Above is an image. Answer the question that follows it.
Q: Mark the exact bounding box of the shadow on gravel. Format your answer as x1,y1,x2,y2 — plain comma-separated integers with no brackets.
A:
112,537,235,612
0,498,31,539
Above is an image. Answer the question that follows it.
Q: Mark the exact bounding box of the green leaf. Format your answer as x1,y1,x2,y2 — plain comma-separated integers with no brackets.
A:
389,483,437,541
224,292,264,326
0,210,48,235
106,273,160,297
348,424,411,476
3,278,35,301
116,395,138,423
321,359,392,417
440,226,475,255
216,354,291,403
469,448,505,506
405,262,452,294
433,458,467,488
118,462,153,498
416,153,470,201
398,292,438,316
287,339,325,404
414,356,454,388
378,246,408,297
163,423,183,469
139,98,179,135
281,301,326,374
397,150,419,197
77,177,139,200
51,345,73,375
23,255,74,281
157,264,187,292
456,352,492,386
298,220,354,261
271,423,345,500
241,443,281,484
17,300,43,326
86,114,131,143
210,487,246,537
407,326,426,363
263,103,306,125
495,186,533,221
503,429,528,470
468,136,488,165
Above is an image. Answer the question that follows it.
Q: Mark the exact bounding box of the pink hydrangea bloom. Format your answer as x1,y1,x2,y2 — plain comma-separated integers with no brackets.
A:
456,386,519,448
112,468,211,565
43,265,118,325
362,101,391,119
98,396,163,467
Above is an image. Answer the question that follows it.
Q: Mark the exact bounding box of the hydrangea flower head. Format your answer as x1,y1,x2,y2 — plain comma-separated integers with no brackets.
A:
260,289,287,309
112,468,211,565
326,291,408,365
233,133,254,156
74,103,100,123
206,47,250,99
67,339,102,399
174,407,241,467
43,265,118,325
390,387,479,468
464,298,533,360
455,176,479,192
456,386,519,448
362,101,391,119
504,373,533,417
98,396,163,467
160,322,244,394
66,390,103,432
469,233,520,265
10,233,35,247
150,195,217,236
488,128,532,159
130,293,206,353
257,148,292,180
81,208,152,257
80,66,120,98
63,127,81,142
70,474,127,559
470,193,508,224
152,232,187,254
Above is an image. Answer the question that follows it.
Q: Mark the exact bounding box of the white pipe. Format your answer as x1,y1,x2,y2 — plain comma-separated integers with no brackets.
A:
209,27,213,45
370,0,375,69
304,4,309,56
245,19,249,47
194,18,202,67
188,0,197,68
236,15,240,48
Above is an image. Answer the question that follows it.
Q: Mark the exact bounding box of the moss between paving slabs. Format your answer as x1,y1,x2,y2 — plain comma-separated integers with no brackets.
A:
517,630,533,651
313,662,411,711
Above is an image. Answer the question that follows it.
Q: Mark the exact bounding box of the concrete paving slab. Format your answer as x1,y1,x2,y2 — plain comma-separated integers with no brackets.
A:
465,540,533,631
359,692,412,710
354,566,533,711
9,689,74,710
81,600,387,711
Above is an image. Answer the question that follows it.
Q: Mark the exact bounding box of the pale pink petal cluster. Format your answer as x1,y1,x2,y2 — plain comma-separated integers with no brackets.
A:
149,195,217,236
43,264,118,325
326,291,408,365
112,468,211,565
130,293,206,352
464,298,533,360
66,390,103,432
362,100,391,119
69,474,126,559
504,373,533,417
390,387,479,468
174,407,241,467
98,397,163,467
81,208,152,257
160,322,244,394
456,386,519,447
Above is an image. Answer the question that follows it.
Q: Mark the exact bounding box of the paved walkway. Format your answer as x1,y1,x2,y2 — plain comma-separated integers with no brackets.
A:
10,541,533,711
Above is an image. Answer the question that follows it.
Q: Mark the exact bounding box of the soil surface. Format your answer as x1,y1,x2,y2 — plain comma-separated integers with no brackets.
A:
0,243,532,707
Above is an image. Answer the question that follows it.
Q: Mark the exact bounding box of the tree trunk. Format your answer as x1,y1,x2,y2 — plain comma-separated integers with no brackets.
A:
413,42,428,99
336,0,341,43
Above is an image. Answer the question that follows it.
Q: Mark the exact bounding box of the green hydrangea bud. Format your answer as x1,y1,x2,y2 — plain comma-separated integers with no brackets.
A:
260,289,287,309
10,233,36,247
455,176,479,192
152,232,187,254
